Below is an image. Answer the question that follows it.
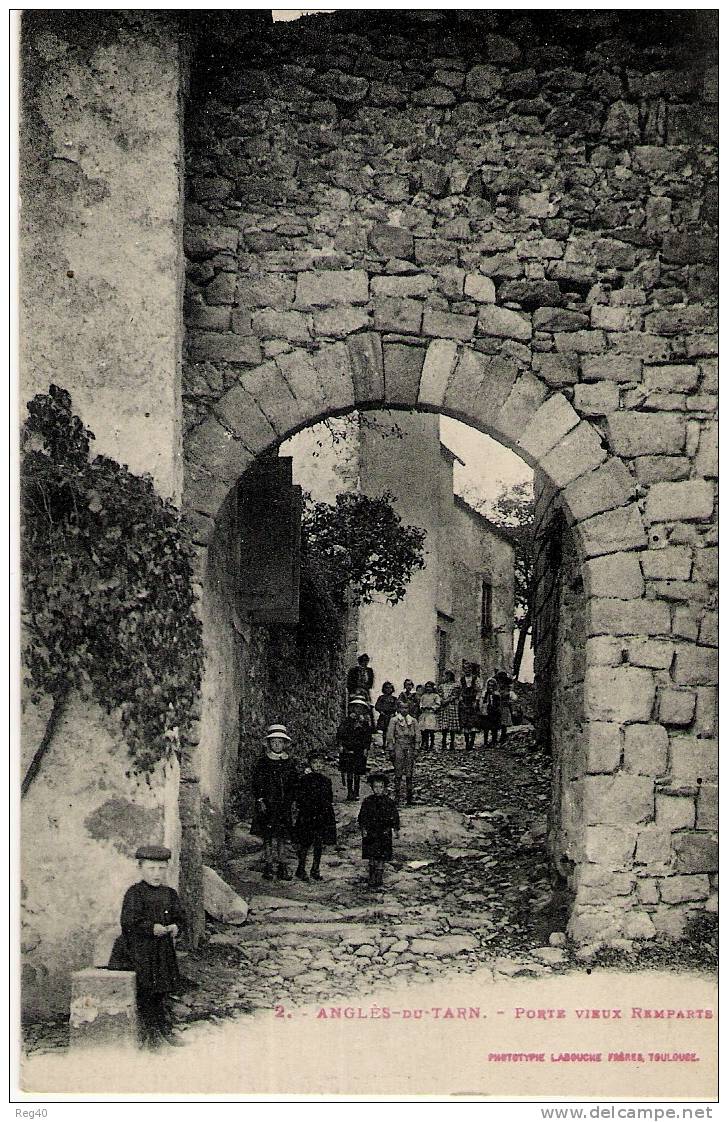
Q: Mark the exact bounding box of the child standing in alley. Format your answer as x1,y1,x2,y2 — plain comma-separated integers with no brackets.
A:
358,772,400,888
374,681,398,746
119,845,185,1050
336,694,372,801
250,724,299,880
387,697,420,805
418,681,440,749
294,749,337,882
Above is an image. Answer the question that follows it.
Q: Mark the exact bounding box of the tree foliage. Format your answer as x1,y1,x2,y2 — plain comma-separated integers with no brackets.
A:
301,490,427,609
21,386,203,786
488,481,535,627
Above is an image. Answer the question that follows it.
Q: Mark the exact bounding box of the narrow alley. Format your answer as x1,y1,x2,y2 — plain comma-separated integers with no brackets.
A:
174,726,564,1024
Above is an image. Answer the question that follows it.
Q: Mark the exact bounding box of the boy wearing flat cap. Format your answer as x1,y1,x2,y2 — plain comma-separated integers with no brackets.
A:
358,772,400,888
119,845,185,1049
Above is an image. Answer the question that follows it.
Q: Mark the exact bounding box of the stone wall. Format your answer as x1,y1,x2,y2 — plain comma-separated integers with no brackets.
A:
181,9,718,944
19,12,188,1017
199,483,349,833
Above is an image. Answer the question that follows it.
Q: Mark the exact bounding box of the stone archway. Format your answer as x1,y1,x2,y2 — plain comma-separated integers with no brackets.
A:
181,335,676,946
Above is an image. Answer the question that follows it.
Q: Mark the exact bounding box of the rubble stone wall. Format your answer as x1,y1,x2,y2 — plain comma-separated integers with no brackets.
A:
181,10,717,944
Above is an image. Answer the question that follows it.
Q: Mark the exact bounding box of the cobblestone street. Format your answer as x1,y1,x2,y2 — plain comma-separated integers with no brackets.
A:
172,728,568,1027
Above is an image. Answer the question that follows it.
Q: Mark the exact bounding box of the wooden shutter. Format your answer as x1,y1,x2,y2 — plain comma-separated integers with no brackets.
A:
237,457,302,625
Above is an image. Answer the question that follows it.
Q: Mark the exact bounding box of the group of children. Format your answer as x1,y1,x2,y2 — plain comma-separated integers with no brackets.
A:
367,666,517,755
114,659,516,1051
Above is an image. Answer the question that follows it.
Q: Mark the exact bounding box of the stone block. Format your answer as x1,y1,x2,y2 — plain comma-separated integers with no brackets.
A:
414,238,459,266
383,344,425,406
583,825,636,866
491,373,547,444
607,413,686,457
582,773,654,826
465,64,503,99
186,305,232,332
672,607,700,642
368,223,414,259
295,270,368,309
418,339,459,409
540,421,607,488
581,354,643,383
640,546,692,581
70,969,137,1048
623,911,657,940
644,480,714,523
693,549,718,586
532,352,579,386
374,298,423,335
672,833,718,875
623,723,669,776
636,878,659,905
533,307,589,332
237,273,295,309
643,365,700,393
673,645,718,686
658,689,696,728
445,350,517,424
564,460,636,524
669,736,717,786
238,361,306,438
252,311,311,343
275,350,328,414
584,722,622,773
347,332,385,404
625,639,674,670
693,688,717,738
422,310,476,340
591,306,640,332
313,341,357,412
635,826,672,866
553,330,606,354
584,666,656,723
586,636,623,666
659,874,710,904
409,934,478,956
477,305,532,341
188,333,262,365
696,783,718,830
185,412,257,477
634,456,691,484
584,553,644,599
573,382,619,416
589,598,670,638
464,274,496,303
205,271,237,305
517,393,580,462
694,422,718,478
184,226,238,257
650,904,694,938
371,274,434,298
313,306,370,337
579,502,647,558
203,865,249,923
655,794,695,831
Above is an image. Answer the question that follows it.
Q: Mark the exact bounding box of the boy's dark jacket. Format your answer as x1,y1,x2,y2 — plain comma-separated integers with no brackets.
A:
250,753,298,837
113,881,185,993
358,793,400,860
295,771,337,846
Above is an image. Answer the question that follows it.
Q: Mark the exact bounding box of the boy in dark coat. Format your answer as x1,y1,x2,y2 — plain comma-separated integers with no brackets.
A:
250,723,299,880
294,750,337,882
119,844,185,1049
336,696,372,801
358,772,400,888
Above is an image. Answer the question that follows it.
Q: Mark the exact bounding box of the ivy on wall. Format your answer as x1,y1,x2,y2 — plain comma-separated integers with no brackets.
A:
21,386,203,792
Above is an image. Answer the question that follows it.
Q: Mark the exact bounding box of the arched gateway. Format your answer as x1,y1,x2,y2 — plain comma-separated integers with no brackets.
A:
183,332,712,947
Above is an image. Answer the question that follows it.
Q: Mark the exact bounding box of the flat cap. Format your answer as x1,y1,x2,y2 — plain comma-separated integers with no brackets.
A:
135,845,172,862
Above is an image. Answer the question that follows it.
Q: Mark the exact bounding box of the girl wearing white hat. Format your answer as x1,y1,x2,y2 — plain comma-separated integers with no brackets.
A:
250,724,299,880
